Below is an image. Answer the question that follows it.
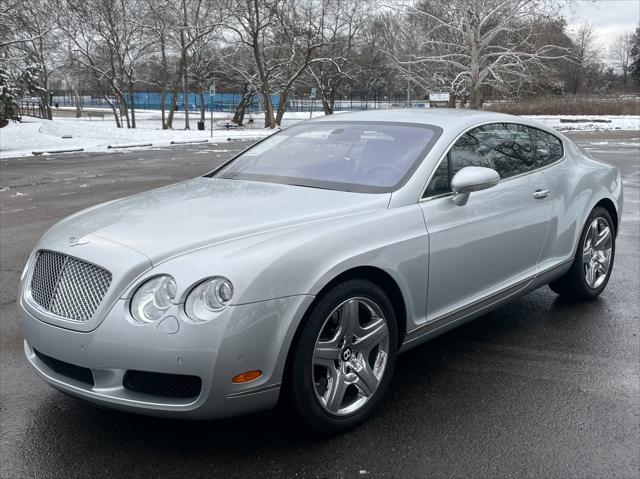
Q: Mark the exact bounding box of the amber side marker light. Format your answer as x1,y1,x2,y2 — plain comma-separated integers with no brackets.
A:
232,370,262,383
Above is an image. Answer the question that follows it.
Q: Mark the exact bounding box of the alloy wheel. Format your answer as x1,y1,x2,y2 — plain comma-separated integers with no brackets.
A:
312,297,389,416
582,216,613,289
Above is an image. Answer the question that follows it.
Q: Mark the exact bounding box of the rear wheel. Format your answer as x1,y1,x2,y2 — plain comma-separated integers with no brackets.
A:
288,279,397,434
549,207,615,300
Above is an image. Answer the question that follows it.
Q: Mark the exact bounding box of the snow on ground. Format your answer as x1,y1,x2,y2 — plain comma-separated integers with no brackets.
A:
525,115,640,132
0,115,273,159
1,109,638,159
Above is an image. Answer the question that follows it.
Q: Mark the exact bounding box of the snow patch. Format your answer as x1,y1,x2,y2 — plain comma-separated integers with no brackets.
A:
525,115,640,132
1,111,638,159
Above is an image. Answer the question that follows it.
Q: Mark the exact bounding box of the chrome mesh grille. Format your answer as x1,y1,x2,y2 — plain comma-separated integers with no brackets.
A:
29,250,112,322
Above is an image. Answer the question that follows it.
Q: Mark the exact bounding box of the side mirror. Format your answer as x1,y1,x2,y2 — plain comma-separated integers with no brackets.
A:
450,166,500,206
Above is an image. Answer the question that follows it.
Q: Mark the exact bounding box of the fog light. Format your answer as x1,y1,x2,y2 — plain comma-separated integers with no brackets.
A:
232,370,262,383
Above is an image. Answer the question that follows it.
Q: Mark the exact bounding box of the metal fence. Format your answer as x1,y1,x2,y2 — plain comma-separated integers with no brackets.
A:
49,90,421,113
17,100,44,119
50,91,279,113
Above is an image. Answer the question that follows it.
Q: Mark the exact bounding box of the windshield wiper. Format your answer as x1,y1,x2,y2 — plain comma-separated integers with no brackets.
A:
287,183,329,190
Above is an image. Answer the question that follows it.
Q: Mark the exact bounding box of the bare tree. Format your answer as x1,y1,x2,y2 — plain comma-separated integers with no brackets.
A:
5,0,58,119
387,0,571,108
269,0,330,125
610,32,633,87
567,22,601,94
306,0,367,114
219,46,260,125
219,0,282,128
143,0,179,129
61,0,151,128
153,0,219,130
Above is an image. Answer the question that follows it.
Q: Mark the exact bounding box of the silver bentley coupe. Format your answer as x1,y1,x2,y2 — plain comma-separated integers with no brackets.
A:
18,110,622,433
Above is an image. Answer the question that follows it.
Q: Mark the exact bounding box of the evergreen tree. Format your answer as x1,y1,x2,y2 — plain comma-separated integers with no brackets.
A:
0,67,20,127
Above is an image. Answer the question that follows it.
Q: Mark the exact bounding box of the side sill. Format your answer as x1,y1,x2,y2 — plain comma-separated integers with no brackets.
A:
399,258,573,353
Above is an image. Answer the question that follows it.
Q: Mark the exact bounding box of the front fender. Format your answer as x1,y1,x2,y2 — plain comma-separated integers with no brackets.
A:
137,204,429,388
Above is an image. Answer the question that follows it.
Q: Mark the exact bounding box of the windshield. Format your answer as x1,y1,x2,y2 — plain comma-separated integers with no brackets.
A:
210,121,442,193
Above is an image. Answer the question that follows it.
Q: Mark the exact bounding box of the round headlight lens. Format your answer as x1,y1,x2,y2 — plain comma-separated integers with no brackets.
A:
185,277,233,322
130,275,177,323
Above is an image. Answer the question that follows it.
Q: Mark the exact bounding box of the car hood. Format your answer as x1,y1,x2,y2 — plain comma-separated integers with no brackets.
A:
46,177,391,263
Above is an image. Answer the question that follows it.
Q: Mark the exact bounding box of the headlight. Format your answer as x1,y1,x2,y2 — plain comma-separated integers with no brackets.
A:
130,275,176,323
185,277,233,322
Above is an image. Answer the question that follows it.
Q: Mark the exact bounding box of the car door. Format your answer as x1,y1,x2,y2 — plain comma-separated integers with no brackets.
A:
419,122,553,321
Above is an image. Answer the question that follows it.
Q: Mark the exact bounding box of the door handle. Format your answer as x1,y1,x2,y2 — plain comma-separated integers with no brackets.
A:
533,189,551,199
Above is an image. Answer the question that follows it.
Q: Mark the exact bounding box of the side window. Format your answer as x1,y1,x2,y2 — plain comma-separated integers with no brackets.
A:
424,157,450,196
528,127,563,166
423,123,537,198
476,123,535,179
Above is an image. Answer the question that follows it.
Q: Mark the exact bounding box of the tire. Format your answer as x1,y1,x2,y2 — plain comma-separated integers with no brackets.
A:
287,278,398,434
549,206,616,301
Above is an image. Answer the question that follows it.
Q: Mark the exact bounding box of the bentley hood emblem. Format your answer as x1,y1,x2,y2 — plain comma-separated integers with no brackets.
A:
68,236,89,246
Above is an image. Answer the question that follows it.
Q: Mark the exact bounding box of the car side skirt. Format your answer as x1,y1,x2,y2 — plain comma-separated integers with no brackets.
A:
399,258,573,353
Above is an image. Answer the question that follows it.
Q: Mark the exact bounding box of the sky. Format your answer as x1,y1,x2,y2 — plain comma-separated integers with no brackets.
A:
560,0,640,56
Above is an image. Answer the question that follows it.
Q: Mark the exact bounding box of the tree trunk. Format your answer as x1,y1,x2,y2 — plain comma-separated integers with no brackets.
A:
166,64,183,129
237,100,249,126
257,81,275,128
39,91,51,120
252,46,275,127
117,91,131,128
199,91,205,122
468,52,482,109
183,66,190,130
275,91,288,126
232,88,254,126
448,92,457,108
166,85,179,129
161,90,167,129
232,85,248,124
104,94,121,128
321,95,332,115
320,85,336,115
160,33,168,129
73,88,82,118
129,89,136,128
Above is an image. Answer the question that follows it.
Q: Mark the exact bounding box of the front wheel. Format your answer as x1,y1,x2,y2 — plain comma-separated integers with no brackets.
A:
288,279,397,434
549,206,615,300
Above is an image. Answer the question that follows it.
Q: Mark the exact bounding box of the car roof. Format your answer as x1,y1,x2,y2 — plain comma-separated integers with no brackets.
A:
307,108,547,132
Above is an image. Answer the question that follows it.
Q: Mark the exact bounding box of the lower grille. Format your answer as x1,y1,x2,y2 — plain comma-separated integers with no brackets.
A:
123,370,202,399
34,349,95,386
29,250,112,322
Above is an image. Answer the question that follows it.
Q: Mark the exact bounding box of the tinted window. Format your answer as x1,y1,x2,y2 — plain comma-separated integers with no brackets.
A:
211,122,441,193
424,123,540,198
528,126,563,166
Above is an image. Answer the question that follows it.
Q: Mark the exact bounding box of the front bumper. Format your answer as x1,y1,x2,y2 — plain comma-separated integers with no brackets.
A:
19,294,314,419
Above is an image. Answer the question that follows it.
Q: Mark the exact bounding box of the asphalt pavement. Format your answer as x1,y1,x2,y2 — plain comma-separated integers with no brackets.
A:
1,131,639,478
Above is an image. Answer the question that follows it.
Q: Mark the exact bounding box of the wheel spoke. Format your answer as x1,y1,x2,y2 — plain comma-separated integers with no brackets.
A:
590,221,599,245
582,249,591,265
594,262,607,275
313,342,341,368
352,359,379,397
585,263,595,287
325,371,348,412
340,299,360,339
353,316,387,354
594,226,611,249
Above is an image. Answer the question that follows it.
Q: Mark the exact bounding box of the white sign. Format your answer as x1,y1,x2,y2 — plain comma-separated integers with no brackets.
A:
309,88,317,99
209,84,216,96
430,92,450,102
